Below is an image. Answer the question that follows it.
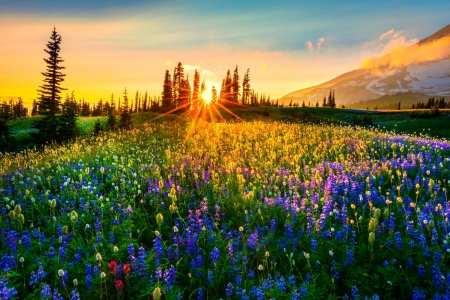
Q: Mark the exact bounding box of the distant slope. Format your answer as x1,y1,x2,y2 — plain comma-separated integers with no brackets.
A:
346,92,429,109
281,24,450,106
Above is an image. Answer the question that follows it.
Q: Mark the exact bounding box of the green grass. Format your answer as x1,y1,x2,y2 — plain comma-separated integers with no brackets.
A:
5,107,449,152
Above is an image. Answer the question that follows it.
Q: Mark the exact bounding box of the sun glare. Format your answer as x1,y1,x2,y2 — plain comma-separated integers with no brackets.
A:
202,90,212,105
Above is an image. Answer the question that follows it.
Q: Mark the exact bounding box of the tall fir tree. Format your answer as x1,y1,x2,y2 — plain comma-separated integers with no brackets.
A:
143,91,148,112
232,65,240,104
241,69,251,105
119,87,132,129
173,62,184,108
32,27,67,144
161,70,173,111
192,69,200,109
225,70,232,105
211,86,217,104
58,96,78,141
31,99,38,116
0,100,15,151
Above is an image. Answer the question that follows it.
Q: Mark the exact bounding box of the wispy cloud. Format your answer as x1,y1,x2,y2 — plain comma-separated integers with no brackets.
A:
306,41,314,51
379,29,394,40
317,37,325,49
184,64,201,71
362,36,450,74
202,70,213,76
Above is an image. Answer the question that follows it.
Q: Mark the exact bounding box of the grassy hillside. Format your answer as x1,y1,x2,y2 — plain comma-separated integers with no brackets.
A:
346,92,429,110
4,106,449,153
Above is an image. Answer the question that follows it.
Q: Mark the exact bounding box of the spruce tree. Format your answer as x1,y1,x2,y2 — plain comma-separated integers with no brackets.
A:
225,70,232,105
192,69,200,108
58,96,78,141
173,62,184,108
211,86,217,104
32,27,67,144
31,99,38,116
119,87,132,129
93,120,103,136
0,100,15,151
242,69,251,105
106,100,117,131
232,65,240,104
162,70,173,111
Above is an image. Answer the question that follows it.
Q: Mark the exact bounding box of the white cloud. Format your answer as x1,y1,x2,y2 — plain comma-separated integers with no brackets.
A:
379,29,394,40
306,41,314,51
184,64,201,71
317,37,325,49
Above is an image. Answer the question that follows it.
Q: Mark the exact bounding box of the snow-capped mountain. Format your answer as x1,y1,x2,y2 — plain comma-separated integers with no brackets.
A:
281,24,450,105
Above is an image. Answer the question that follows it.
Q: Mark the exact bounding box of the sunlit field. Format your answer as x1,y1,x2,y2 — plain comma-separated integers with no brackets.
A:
1,121,450,299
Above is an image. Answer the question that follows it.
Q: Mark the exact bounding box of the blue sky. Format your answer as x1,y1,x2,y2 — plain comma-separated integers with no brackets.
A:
1,0,449,102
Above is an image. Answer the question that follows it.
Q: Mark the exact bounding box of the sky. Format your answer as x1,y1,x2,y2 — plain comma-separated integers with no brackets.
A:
1,0,449,106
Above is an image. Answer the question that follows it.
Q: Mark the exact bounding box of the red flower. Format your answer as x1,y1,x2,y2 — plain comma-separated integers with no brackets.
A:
109,261,118,275
123,264,131,278
115,279,124,295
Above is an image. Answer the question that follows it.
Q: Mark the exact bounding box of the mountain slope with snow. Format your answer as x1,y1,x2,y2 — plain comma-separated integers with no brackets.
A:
281,25,450,105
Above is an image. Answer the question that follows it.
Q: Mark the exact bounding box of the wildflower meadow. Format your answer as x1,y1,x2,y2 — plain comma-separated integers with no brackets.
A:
1,120,450,299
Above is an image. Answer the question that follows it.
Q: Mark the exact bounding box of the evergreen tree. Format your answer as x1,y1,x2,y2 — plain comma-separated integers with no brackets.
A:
242,69,251,105
119,87,132,129
225,70,232,105
161,70,173,111
302,101,305,108
93,120,103,136
327,89,332,107
0,100,15,151
32,27,67,144
211,86,217,104
219,79,225,103
200,80,206,106
185,75,191,108
322,96,327,107
58,96,78,141
143,91,148,112
106,98,117,131
173,62,185,108
232,65,240,104
398,101,401,110
192,69,200,108
103,101,111,116
31,99,38,116
316,101,319,107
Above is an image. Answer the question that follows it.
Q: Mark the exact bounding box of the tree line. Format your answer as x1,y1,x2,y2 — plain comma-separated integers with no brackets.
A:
161,62,281,111
412,97,449,109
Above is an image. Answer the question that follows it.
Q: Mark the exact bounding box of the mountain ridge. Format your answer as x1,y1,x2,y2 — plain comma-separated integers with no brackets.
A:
281,24,450,105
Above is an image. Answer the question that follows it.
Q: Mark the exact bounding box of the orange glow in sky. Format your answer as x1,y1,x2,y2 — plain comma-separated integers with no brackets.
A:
1,2,448,106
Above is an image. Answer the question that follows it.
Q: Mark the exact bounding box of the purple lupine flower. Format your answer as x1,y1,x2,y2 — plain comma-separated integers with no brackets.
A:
137,246,148,276
163,265,176,290
226,282,234,297
197,287,204,300
40,284,51,298
128,243,135,259
70,289,81,300
247,232,259,251
210,247,220,266
153,236,164,265
0,276,18,299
